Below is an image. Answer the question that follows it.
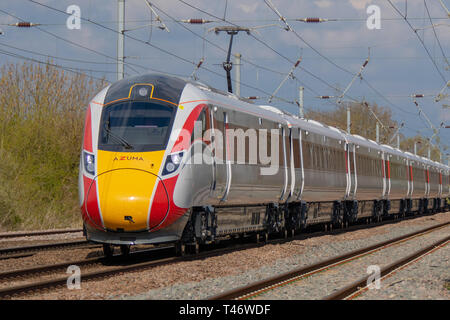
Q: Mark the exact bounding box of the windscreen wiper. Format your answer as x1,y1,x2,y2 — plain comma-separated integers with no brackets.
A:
103,125,134,150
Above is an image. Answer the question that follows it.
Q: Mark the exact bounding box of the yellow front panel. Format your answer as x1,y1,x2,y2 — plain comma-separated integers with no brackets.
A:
97,150,165,231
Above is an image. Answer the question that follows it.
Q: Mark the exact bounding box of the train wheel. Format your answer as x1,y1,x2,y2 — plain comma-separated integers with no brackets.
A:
175,242,186,256
120,245,130,256
195,241,200,254
103,244,114,258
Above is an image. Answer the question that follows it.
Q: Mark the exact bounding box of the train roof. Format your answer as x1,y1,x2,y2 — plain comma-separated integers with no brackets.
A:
104,73,188,106
346,134,381,150
107,74,449,170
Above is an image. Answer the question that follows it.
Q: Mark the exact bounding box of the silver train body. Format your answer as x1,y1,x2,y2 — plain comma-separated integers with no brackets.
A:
78,74,450,247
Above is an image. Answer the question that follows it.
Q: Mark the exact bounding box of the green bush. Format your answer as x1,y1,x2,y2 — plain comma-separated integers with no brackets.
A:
0,62,106,231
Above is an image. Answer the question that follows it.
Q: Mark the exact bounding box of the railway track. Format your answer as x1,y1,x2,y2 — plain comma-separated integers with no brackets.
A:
324,235,450,300
0,213,447,299
0,216,406,299
0,244,181,281
208,221,450,300
0,228,83,239
0,211,427,259
0,239,271,299
0,240,97,256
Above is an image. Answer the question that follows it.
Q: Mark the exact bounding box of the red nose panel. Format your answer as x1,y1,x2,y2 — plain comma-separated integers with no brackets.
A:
82,176,103,230
149,180,170,229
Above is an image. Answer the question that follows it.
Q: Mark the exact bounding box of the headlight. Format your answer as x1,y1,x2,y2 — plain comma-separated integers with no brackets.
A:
162,151,184,176
171,152,182,165
84,151,95,175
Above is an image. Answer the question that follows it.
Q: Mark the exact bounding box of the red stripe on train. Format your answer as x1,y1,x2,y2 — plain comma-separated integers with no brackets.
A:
171,104,207,153
150,175,188,231
82,176,103,230
83,104,93,153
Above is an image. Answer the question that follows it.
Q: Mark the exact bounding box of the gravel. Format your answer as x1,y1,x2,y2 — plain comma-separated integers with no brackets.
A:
9,211,449,300
355,241,450,300
249,226,450,299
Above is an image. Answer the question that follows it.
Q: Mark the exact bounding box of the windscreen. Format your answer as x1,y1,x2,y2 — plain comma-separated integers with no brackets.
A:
98,100,176,152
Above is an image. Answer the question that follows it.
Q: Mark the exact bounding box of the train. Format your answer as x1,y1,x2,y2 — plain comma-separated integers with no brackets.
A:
78,73,450,256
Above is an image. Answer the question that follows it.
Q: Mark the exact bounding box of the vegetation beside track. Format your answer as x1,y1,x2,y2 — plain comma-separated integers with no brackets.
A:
0,62,106,231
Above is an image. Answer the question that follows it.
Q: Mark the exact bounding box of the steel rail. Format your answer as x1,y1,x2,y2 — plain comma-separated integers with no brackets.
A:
0,245,174,281
325,235,450,300
0,228,82,239
208,221,450,300
0,240,94,255
0,238,276,298
1,213,448,298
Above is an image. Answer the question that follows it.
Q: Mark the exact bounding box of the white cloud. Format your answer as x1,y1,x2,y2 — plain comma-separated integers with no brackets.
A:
237,2,260,14
314,0,333,9
348,0,372,10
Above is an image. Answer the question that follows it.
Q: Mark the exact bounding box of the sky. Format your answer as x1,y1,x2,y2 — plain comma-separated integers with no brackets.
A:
0,0,449,161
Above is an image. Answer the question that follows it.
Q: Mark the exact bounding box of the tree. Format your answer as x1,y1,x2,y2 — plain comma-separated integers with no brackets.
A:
306,101,443,162
306,101,398,144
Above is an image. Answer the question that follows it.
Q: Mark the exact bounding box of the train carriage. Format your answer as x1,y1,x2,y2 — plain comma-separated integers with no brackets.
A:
78,73,450,255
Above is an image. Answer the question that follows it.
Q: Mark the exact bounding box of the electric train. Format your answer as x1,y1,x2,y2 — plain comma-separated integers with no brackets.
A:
78,73,450,256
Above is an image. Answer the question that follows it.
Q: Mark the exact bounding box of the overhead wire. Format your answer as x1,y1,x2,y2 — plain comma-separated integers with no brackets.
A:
6,0,446,148
150,1,326,102
24,0,297,105
386,0,448,84
0,7,192,79
0,47,110,82
0,41,117,66
423,0,450,69
176,0,362,102
176,0,418,122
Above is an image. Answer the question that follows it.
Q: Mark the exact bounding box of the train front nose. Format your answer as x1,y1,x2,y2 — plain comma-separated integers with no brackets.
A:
94,169,168,232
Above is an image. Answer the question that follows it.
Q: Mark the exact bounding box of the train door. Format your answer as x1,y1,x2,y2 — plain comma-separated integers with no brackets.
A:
207,108,227,203
221,111,232,202
386,155,391,197
295,128,305,200
383,153,391,198
406,159,411,198
280,125,289,201
283,126,297,202
344,142,352,199
348,143,357,199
